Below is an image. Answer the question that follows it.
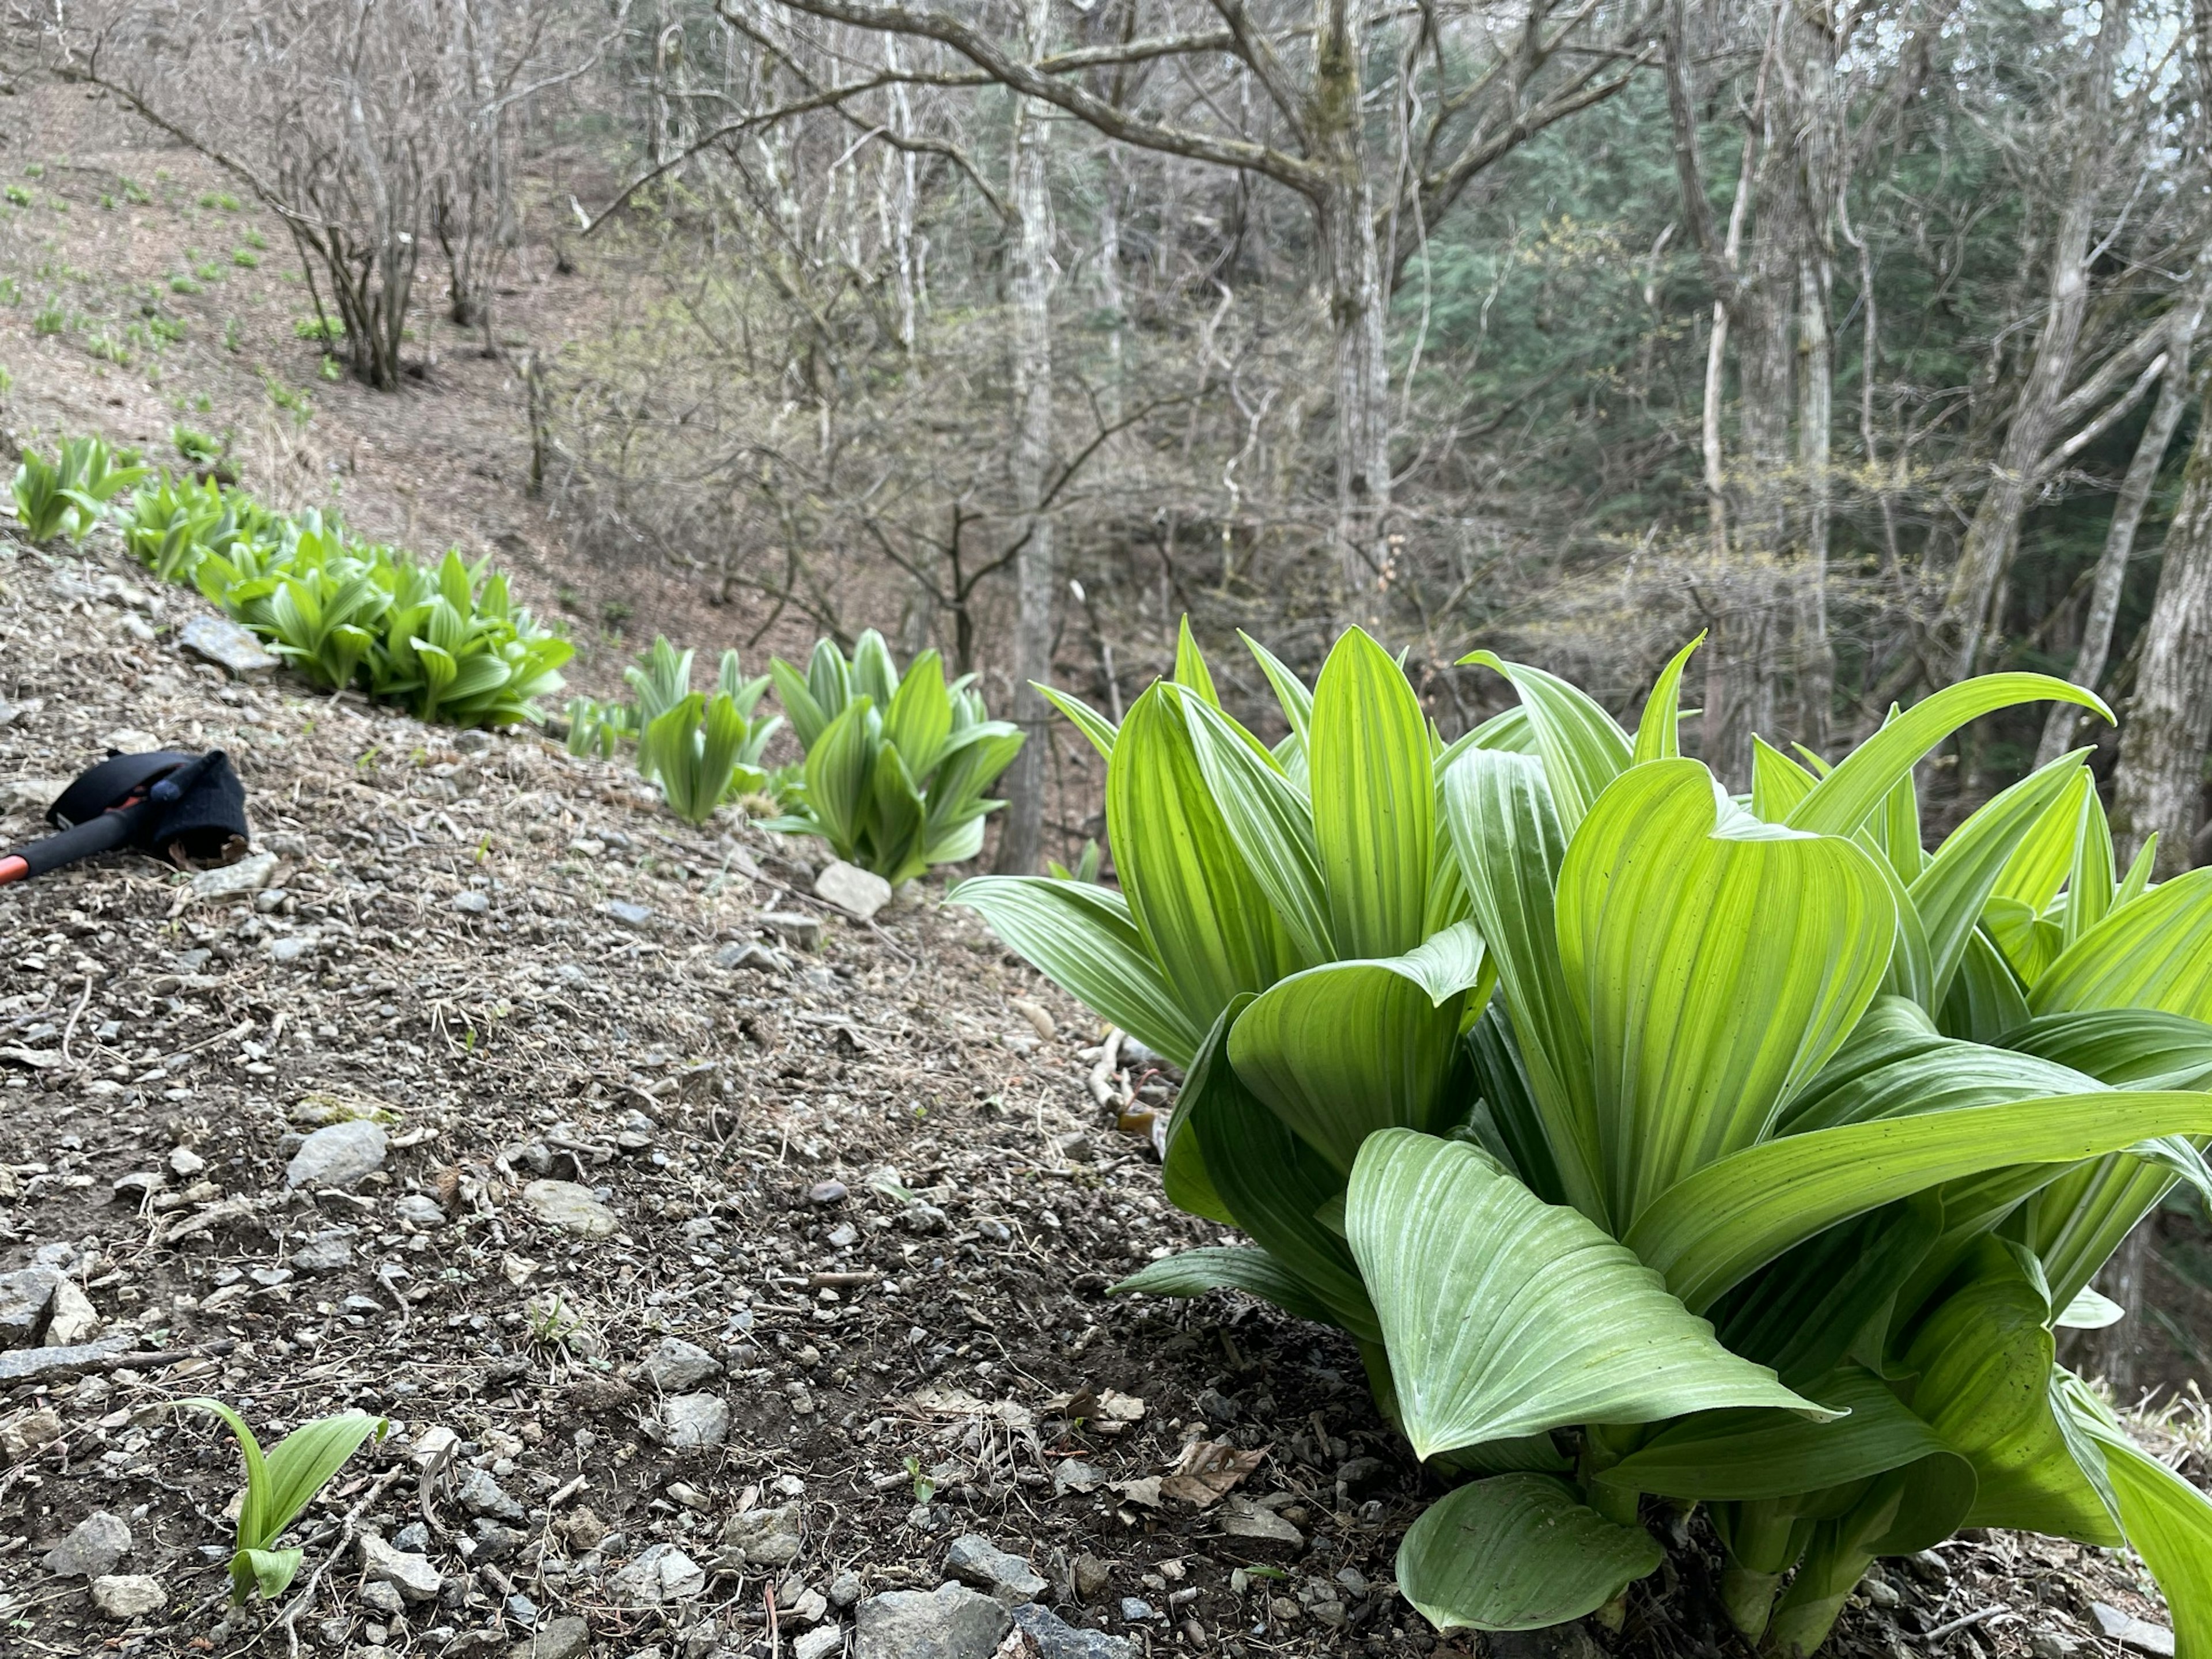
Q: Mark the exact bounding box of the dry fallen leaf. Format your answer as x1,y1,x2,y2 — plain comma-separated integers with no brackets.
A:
1159,1439,1268,1509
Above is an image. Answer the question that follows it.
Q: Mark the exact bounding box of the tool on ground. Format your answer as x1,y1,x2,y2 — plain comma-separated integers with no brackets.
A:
0,749,249,887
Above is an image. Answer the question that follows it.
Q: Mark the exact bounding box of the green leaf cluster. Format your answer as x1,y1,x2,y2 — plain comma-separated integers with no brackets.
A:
972,624,2212,1653
180,1398,385,1603
763,630,1022,883
559,637,785,825
10,437,149,541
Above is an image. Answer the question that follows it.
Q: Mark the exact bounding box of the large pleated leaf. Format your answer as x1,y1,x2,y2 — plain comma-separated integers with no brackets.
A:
1624,1092,2212,1312
1557,760,1895,1226
1228,923,1490,1175
1310,627,1435,958
1460,651,1631,835
1241,630,1315,749
1111,1245,1336,1325
883,649,951,775
1396,1475,1662,1634
1992,766,2094,915
1036,682,1118,761
2067,1390,2212,1659
949,877,1199,1067
2032,867,2212,1020
1940,927,2032,1043
1778,997,2098,1134
1173,615,1220,704
1347,1131,1825,1461
1596,1365,1972,1544
1441,749,1606,1222
1632,634,1703,764
1910,756,2089,1003
1108,683,1302,1032
1903,1240,2122,1546
1786,674,2111,839
1181,695,1334,963
1709,1195,1943,1387
1751,737,1819,821
804,697,877,852
2005,1009,2212,1089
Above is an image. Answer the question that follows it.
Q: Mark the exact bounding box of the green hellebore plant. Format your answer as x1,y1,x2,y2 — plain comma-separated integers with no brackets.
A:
180,1399,385,1603
10,435,150,541
963,623,2212,1655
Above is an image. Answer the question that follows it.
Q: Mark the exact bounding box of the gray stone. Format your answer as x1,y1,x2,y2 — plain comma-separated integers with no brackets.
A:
1215,1495,1303,1546
830,1570,863,1608
604,901,655,930
716,941,785,972
457,1468,527,1522
612,1543,706,1607
760,911,823,950
396,1194,448,1228
510,1615,590,1659
0,1266,59,1349
191,851,281,899
1116,1599,1154,1623
88,1573,166,1620
1010,1604,1136,1659
453,891,491,915
358,1533,444,1603
659,1393,730,1449
1072,1555,1111,1602
179,615,278,677
641,1337,721,1392
522,1180,618,1237
815,861,892,922
292,1228,357,1272
43,1511,131,1577
0,1335,133,1382
793,1628,846,1659
854,1585,1010,1659
945,1536,1047,1606
2030,1637,2082,1659
2093,1605,2176,1658
719,1503,803,1567
285,1120,387,1190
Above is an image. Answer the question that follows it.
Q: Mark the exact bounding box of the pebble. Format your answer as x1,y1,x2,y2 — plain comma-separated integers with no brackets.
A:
809,1180,849,1205
855,1584,1010,1659
945,1535,1048,1605
522,1179,618,1237
179,615,277,676
1118,1598,1155,1623
457,1468,527,1522
604,900,656,929
760,911,823,950
43,1511,132,1577
793,1627,845,1659
453,891,491,915
815,859,892,921
88,1573,166,1620
190,850,280,897
2031,1637,2083,1659
2093,1604,2176,1657
512,1615,591,1659
641,1337,722,1392
291,1228,357,1272
285,1119,388,1189
719,1503,803,1566
395,1194,448,1227
1073,1554,1112,1601
830,1569,863,1608
612,1543,706,1606
358,1534,444,1602
1011,1603,1137,1659
0,1267,58,1349
715,941,784,972
658,1393,730,1449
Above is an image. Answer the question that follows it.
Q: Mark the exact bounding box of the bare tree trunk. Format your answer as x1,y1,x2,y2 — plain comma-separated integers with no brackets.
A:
2036,292,2204,767
992,0,1055,876
1942,0,2131,679
1315,0,1392,626
1798,252,1835,752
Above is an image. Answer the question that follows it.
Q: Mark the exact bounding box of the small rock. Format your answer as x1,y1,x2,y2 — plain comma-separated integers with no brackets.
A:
511,1615,590,1659
809,1180,849,1206
855,1584,1010,1659
522,1179,618,1237
180,615,278,676
472,1519,530,1562
191,850,281,898
88,1573,166,1620
716,941,785,972
793,1627,846,1659
1072,1554,1112,1602
0,1266,58,1349
604,901,655,930
43,1511,131,1577
1215,1495,1303,1546
945,1535,1047,1605
1335,1455,1387,1497
1118,1599,1154,1623
453,891,491,915
830,1570,863,1608
1903,1550,1951,1585
0,1336,132,1383
642,1337,722,1392
720,1503,803,1566
395,1194,448,1228
43,1277,101,1346
103,728,164,754
1009,1604,1137,1659
2031,1637,2082,1659
358,1534,444,1603
168,1147,206,1178
1053,1460,1107,1497
457,1468,527,1522
612,1543,707,1606
360,1580,407,1616
760,911,824,950
393,1522,432,1553
2093,1605,2176,1657
1055,1132,1093,1165
1865,1578,1901,1610
659,1393,730,1449
285,1119,388,1189
815,861,892,921
291,1228,357,1272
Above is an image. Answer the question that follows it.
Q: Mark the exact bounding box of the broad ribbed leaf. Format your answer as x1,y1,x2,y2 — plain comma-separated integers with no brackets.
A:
1627,1092,2212,1312
1347,1131,1825,1461
2070,1396,2212,1659
1558,760,1895,1226
1111,1245,1336,1325
1787,675,2111,838
1181,695,1334,962
1036,682,1118,761
1241,630,1315,748
804,698,877,852
1310,627,1434,958
1460,650,1631,834
884,650,951,775
2005,1010,2212,1089
1911,756,2089,1003
1941,927,2032,1043
2057,1286,2127,1328
768,656,827,748
1174,615,1220,705
1228,925,1490,1175
262,1411,385,1539
2032,868,2212,1020
2062,782,2118,948
1905,1241,2121,1545
1441,749,1606,1222
1710,1195,1942,1387
1108,683,1303,1031
1779,997,2097,1134
1993,766,2093,915
1751,737,1818,821
1396,1475,1662,1634
1597,1365,1971,1528
182,1398,273,1547
850,629,899,708
1632,634,1703,764
244,1546,305,1601
950,877,1199,1066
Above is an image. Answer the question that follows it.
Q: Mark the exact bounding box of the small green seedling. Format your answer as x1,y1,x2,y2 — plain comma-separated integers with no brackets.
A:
180,1398,386,1603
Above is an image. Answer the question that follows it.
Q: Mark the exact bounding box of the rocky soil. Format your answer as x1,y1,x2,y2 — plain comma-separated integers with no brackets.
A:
0,532,2202,1659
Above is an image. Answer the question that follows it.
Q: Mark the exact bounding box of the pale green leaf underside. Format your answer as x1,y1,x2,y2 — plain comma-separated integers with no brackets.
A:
1396,1474,1662,1633
1109,1245,1337,1325
2071,1397,2212,1659
1347,1130,1826,1462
